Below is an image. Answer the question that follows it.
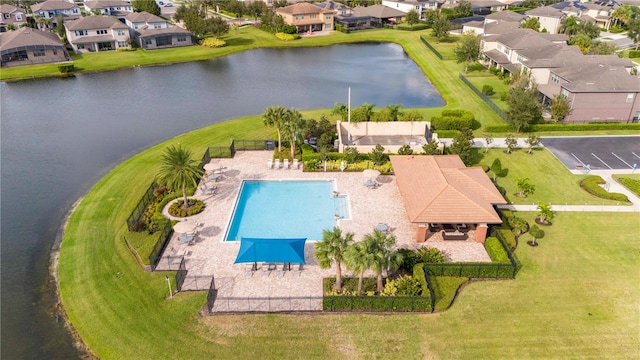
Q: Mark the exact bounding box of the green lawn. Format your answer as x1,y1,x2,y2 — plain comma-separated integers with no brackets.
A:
477,148,625,205
59,107,639,358
463,72,510,110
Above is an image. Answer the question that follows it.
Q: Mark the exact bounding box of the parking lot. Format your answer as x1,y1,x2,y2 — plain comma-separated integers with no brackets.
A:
542,136,640,171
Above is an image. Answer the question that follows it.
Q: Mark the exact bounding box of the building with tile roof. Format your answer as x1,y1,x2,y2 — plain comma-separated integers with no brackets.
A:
84,0,133,19
65,15,130,53
1,26,71,67
276,2,334,33
0,4,27,32
31,0,82,29
390,155,506,243
125,11,194,50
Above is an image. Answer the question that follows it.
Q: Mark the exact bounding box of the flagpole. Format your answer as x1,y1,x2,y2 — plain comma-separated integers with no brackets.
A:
347,87,351,145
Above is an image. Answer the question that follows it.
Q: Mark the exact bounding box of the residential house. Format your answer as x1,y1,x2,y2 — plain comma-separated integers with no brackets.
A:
125,11,194,49
441,0,507,14
381,0,442,20
353,5,406,24
524,5,566,33
84,0,133,20
1,26,71,66
65,15,130,53
581,2,612,29
390,155,507,244
0,4,27,32
462,10,525,34
276,3,334,33
315,0,353,16
31,0,82,29
539,63,640,123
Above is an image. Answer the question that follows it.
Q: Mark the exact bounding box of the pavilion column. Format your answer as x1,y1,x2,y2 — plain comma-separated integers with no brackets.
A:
475,223,488,243
415,224,427,243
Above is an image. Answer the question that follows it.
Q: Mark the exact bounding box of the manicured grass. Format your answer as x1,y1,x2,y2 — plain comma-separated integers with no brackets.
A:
463,72,510,110
613,174,640,197
477,148,624,205
60,108,639,358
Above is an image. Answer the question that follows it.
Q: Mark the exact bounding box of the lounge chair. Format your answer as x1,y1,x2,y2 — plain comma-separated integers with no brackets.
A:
267,159,273,169
283,159,289,169
293,264,303,277
179,233,194,244
292,159,299,169
274,159,280,169
243,263,256,277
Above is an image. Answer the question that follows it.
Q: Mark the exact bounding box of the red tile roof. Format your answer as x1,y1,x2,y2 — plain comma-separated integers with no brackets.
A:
390,155,506,224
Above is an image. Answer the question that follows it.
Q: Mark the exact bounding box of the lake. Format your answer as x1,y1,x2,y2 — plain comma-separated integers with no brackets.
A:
0,42,444,359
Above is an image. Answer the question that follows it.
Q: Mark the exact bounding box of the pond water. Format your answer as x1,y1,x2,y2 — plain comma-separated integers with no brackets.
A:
0,42,444,359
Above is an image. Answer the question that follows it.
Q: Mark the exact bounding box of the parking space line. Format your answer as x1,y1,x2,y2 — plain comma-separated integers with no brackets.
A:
571,153,586,166
591,153,612,169
611,152,634,168
633,152,640,160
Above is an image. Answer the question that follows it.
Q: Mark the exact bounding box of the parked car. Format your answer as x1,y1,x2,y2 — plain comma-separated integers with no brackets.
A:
164,2,173,6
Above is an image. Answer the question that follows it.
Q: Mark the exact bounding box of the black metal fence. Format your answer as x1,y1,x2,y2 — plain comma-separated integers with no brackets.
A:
210,296,323,313
323,295,432,312
424,271,437,312
206,276,217,312
149,220,173,268
458,73,507,121
420,35,449,60
126,181,158,230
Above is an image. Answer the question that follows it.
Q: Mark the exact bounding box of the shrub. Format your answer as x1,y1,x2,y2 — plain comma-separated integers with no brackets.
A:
500,92,508,101
484,237,511,263
200,38,226,47
432,276,468,311
323,276,376,294
580,176,630,202
335,24,349,33
617,177,640,197
416,247,446,263
396,23,429,31
496,227,516,251
300,144,315,154
397,144,413,155
282,24,297,34
275,32,299,41
430,109,476,131
629,50,640,58
57,64,74,73
435,130,460,138
343,146,360,163
381,275,422,296
369,144,387,165
168,199,205,217
322,295,431,312
481,84,495,96
413,263,429,297
398,248,419,272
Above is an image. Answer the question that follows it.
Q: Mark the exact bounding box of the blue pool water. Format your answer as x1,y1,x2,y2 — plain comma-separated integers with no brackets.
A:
226,180,348,241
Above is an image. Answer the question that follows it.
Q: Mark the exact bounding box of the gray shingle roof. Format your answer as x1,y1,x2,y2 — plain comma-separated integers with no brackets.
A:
65,15,128,30
525,6,565,18
31,0,77,12
84,0,131,8
353,5,406,18
1,27,64,50
125,11,165,23
496,28,552,49
520,44,584,67
555,64,640,92
485,10,527,22
137,25,192,38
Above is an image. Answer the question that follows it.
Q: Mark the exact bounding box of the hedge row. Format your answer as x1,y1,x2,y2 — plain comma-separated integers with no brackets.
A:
322,295,431,312
629,50,640,58
484,237,511,264
395,24,430,31
496,228,517,251
435,130,460,138
580,175,630,202
425,263,515,278
413,263,429,297
485,123,640,133
431,110,475,131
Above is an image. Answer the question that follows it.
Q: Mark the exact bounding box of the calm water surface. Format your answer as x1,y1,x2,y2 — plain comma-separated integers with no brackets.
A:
0,43,444,359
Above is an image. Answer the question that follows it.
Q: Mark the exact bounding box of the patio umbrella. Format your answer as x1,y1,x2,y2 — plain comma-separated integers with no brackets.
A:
362,169,380,180
203,163,218,173
235,238,307,264
173,221,196,234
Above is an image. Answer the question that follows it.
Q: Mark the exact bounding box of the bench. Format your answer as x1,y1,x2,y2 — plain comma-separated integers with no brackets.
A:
442,231,468,241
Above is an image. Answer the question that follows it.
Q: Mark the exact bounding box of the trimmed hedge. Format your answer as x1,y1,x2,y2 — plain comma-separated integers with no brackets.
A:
395,24,429,31
629,50,640,58
485,123,640,133
431,276,468,312
484,237,511,264
431,109,476,131
496,228,517,251
580,175,630,202
413,263,429,297
617,177,640,197
58,64,74,73
275,32,300,41
425,262,515,278
322,295,432,312
435,130,460,138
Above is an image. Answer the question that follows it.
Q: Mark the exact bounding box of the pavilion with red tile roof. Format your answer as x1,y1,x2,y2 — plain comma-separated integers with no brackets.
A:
390,155,507,243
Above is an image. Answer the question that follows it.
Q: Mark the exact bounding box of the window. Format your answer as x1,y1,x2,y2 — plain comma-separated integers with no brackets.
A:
324,23,331,29
626,93,634,103
325,15,331,19
117,30,125,36
516,55,524,62
33,48,45,57
52,48,57,55
117,41,127,47
3,14,9,19
154,24,162,29
177,36,186,42
15,14,22,21
96,29,107,35
309,14,317,19
561,89,569,98
74,30,87,36
77,43,85,49
551,74,559,84
295,15,304,20
144,38,153,45
73,8,78,13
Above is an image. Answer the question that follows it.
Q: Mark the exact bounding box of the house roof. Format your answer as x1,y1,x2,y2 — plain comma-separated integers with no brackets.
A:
485,10,527,22
0,4,24,14
525,6,565,18
468,0,505,8
519,43,582,67
84,0,131,8
125,11,165,23
353,5,406,18
277,2,333,15
65,15,128,30
137,25,192,38
390,155,506,224
554,64,640,92
482,20,520,35
31,0,77,12
484,49,511,64
0,26,64,51
315,0,351,12
495,28,552,49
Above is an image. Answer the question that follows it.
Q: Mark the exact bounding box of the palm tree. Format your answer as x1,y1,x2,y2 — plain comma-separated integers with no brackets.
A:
344,241,372,295
282,108,305,160
536,202,555,225
386,104,404,122
331,102,348,122
156,145,204,210
363,229,403,293
262,105,287,152
359,103,375,122
315,227,354,292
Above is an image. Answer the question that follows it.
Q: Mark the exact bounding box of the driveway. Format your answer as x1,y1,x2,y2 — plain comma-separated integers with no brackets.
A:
541,136,640,171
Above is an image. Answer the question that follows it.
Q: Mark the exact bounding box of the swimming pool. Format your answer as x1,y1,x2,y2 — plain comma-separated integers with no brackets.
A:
225,180,349,241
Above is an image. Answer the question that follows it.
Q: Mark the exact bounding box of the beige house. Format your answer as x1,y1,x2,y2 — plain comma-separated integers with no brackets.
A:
1,27,71,67
0,4,27,32
125,12,194,50
390,155,507,244
276,2,334,33
65,15,130,53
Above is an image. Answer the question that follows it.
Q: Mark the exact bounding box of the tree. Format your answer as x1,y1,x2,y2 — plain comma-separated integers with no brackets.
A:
569,33,593,54
370,144,387,165
422,141,440,155
156,145,204,211
504,134,518,154
386,104,404,121
589,41,617,55
449,130,473,166
627,18,640,43
432,12,451,41
525,134,540,154
397,144,413,155
528,224,545,246
516,177,535,197
454,31,481,73
490,158,502,180
402,109,424,122
372,109,390,122
560,16,580,36
453,0,472,18
262,105,287,152
315,227,354,292
405,9,420,28
536,202,555,225
282,108,305,160
358,103,375,122
54,15,66,39
344,241,372,295
363,229,403,294
424,9,438,28
175,5,208,39
132,0,161,16
520,17,540,31
343,146,359,163
611,4,637,28
331,102,349,122
246,0,268,20
506,73,542,132
483,133,493,153
550,94,571,122
206,16,230,39
511,216,529,242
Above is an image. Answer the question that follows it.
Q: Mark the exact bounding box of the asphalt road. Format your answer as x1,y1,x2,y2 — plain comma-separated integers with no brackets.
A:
542,136,640,171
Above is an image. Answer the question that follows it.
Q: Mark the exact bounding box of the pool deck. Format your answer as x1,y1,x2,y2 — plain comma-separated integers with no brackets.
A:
157,151,490,308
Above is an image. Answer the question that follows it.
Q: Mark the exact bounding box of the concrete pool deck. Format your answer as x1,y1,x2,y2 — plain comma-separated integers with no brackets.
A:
157,151,491,305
